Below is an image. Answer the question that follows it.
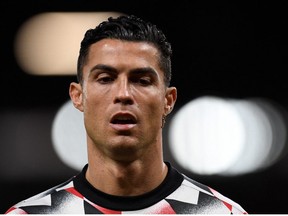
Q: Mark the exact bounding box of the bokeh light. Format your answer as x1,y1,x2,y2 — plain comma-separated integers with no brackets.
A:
169,96,288,176
51,100,87,171
14,12,124,75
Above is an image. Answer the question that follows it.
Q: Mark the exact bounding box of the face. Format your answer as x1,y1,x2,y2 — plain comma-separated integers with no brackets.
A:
70,39,177,161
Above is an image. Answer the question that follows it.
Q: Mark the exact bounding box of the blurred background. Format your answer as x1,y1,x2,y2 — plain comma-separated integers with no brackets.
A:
1,0,288,213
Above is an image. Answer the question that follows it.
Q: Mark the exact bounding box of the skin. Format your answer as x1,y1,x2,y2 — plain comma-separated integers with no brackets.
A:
69,39,177,196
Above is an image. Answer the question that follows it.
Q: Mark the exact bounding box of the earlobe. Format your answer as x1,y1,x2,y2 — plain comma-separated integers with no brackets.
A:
69,82,84,112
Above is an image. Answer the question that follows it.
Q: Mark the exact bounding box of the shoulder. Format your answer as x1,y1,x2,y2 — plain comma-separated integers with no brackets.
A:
5,176,79,214
167,173,247,214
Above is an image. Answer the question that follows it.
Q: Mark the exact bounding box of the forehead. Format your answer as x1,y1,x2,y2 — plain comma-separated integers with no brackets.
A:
86,39,162,72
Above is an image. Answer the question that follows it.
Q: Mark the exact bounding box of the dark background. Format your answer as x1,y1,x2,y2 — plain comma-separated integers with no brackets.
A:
1,0,288,213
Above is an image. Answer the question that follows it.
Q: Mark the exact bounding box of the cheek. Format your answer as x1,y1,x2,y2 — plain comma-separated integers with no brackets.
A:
83,94,104,121
145,94,166,116
83,86,106,109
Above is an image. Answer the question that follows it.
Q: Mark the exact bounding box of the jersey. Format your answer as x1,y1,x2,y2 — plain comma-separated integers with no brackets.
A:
5,162,247,214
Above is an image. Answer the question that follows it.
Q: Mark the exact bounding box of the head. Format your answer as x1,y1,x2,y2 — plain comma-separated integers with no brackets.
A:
77,15,172,87
70,15,177,162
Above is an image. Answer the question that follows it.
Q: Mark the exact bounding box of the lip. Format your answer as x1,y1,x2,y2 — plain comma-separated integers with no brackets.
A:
110,112,137,131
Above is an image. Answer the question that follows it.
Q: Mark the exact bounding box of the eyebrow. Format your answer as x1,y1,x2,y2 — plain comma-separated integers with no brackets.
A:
89,64,159,78
130,67,158,78
89,64,117,74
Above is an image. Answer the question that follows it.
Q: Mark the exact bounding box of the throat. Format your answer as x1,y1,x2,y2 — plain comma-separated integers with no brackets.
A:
86,161,167,196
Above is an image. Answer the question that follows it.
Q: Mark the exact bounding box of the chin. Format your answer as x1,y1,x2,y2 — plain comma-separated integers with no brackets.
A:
109,140,141,157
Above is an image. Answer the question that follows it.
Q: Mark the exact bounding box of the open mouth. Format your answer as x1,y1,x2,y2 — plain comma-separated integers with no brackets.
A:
111,114,137,125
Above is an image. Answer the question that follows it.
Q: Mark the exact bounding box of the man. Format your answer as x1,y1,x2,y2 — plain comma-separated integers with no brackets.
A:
6,15,247,214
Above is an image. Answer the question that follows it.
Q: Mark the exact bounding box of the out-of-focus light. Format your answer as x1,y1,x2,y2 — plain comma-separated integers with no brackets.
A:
223,98,287,176
222,99,273,175
169,96,288,176
168,96,245,175
254,99,288,169
51,100,87,171
14,12,125,75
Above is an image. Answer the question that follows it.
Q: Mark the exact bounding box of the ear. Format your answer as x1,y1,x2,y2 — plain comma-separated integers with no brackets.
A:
69,82,84,112
164,86,177,116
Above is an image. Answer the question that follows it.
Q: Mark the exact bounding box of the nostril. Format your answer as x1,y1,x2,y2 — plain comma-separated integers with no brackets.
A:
114,95,134,105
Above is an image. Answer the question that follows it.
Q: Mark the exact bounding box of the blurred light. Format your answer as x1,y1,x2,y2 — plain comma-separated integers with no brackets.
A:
254,99,288,169
169,96,288,176
168,96,245,175
14,12,125,75
51,100,87,171
223,98,288,176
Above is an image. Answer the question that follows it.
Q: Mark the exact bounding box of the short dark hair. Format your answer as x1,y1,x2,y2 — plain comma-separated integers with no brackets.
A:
77,15,173,86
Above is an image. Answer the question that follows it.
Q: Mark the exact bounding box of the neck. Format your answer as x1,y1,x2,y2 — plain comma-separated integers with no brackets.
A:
86,152,168,196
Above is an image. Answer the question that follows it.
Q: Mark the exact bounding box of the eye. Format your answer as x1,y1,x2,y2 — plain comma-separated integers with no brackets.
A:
130,76,152,86
138,77,152,86
96,73,115,84
98,76,113,83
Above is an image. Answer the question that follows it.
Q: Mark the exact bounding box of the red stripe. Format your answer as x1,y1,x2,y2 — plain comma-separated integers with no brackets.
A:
66,187,84,199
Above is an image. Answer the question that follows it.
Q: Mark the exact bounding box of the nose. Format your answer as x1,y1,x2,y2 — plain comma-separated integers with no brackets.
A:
113,78,134,105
